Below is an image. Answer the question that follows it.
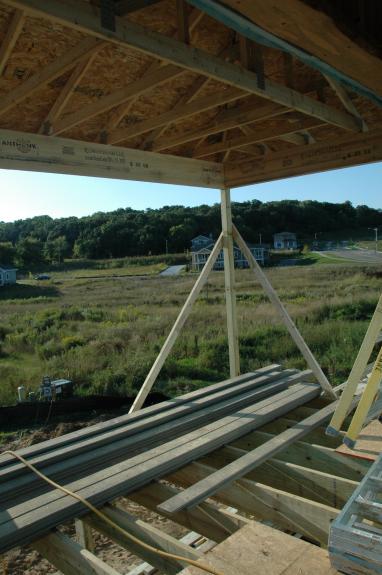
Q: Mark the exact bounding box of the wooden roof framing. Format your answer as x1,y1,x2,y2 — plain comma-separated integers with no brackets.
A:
0,0,380,188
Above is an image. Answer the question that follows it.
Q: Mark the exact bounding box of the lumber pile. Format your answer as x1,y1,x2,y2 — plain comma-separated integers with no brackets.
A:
0,365,320,554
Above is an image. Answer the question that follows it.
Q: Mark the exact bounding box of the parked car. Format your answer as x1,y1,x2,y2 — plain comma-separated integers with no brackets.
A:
34,274,51,280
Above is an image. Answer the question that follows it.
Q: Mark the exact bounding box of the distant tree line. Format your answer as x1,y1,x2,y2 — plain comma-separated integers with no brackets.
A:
0,200,381,267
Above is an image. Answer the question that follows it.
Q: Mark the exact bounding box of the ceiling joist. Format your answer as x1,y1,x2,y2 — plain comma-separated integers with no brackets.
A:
1,0,362,134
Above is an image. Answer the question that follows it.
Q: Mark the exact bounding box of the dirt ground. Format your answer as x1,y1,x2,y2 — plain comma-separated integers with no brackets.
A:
1,419,188,575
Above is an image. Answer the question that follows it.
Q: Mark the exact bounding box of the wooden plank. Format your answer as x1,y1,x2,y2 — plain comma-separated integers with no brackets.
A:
128,481,241,542
168,461,338,545
75,519,95,552
0,9,24,76
221,188,240,378
157,399,347,513
39,45,105,134
129,234,224,411
84,504,200,574
3,0,361,133
116,0,162,15
179,521,338,575
217,0,382,99
0,383,319,553
108,87,245,145
176,0,189,44
226,128,382,188
233,225,337,399
0,129,224,188
34,531,122,575
194,116,324,158
324,74,367,132
1,370,299,498
0,367,278,470
0,36,101,117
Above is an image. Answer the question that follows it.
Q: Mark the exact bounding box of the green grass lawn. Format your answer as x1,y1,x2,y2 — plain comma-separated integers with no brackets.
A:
1,259,381,406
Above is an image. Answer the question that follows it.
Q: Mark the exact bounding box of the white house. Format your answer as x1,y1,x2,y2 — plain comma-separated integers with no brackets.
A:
191,236,269,271
0,266,17,286
273,232,298,250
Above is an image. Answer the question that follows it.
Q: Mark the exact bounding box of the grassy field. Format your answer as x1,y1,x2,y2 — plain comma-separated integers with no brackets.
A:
1,258,381,406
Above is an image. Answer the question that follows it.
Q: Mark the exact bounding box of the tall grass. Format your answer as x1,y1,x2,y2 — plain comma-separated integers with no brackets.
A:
0,263,381,405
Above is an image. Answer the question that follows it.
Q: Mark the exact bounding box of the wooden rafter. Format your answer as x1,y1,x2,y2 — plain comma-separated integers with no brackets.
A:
151,100,288,151
116,0,162,16
0,8,24,76
176,0,189,44
0,36,101,118
225,129,382,187
50,64,186,136
39,44,105,134
193,116,323,158
2,0,362,133
108,87,245,145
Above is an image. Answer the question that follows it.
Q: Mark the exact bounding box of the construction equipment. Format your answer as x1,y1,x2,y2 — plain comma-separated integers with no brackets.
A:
326,293,382,444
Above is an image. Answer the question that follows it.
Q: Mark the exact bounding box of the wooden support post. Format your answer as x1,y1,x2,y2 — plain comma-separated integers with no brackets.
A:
232,225,336,399
221,188,240,378
327,293,382,436
129,233,224,412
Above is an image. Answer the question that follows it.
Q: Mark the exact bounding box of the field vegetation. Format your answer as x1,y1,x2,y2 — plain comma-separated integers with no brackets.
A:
1,258,381,406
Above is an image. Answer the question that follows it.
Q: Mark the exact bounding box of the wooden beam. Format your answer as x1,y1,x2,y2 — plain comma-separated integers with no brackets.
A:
129,234,224,412
75,519,95,552
108,87,246,145
3,0,362,133
167,461,338,545
39,46,105,134
128,481,241,542
0,129,224,188
233,225,337,399
51,64,186,136
0,36,101,118
217,0,382,99
0,9,24,76
221,188,240,378
324,74,368,132
34,531,122,575
194,116,323,158
158,399,344,513
84,504,200,574
225,130,382,187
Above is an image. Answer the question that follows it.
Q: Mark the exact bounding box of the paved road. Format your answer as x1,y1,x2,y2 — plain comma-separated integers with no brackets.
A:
160,264,186,276
320,249,382,264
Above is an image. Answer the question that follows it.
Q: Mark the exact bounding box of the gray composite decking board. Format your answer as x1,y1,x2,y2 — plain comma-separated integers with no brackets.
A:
0,382,320,553
0,371,309,505
0,365,280,470
0,367,293,483
157,399,344,513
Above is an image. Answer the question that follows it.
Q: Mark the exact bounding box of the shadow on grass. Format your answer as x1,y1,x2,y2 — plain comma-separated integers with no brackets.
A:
0,283,60,300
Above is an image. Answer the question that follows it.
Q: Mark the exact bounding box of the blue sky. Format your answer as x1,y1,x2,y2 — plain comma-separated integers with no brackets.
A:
0,162,381,222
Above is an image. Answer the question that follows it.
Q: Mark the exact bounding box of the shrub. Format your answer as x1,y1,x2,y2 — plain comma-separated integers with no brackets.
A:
61,335,86,350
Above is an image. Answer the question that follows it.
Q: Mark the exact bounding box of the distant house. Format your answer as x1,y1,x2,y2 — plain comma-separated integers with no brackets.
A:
0,265,17,286
273,232,298,250
191,236,269,271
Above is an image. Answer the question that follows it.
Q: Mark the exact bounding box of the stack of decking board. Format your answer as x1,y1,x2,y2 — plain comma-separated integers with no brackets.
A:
0,365,320,554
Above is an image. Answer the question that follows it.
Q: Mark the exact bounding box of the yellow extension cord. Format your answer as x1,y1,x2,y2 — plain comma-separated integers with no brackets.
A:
1,450,224,575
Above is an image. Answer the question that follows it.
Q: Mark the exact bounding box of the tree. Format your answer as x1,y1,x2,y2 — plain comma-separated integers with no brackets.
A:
44,236,69,263
0,242,16,265
15,238,45,267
